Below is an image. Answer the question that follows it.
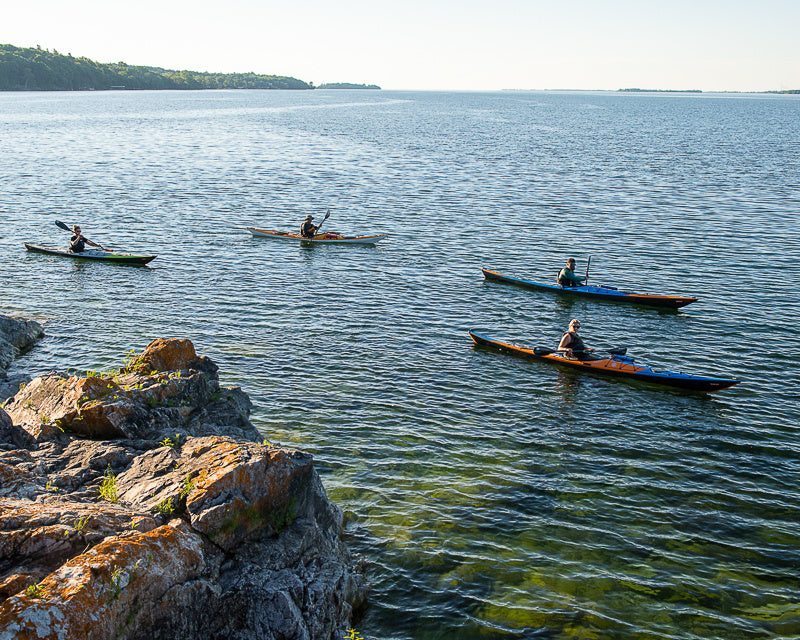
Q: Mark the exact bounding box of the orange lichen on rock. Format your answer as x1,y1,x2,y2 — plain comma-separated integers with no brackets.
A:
0,522,204,639
123,338,198,374
0,338,366,639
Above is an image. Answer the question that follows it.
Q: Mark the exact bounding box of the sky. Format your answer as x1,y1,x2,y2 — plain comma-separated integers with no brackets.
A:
2,0,799,91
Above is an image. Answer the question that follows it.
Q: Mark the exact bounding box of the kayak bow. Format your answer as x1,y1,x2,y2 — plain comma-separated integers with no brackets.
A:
482,268,697,309
247,228,387,244
24,244,156,265
468,331,740,393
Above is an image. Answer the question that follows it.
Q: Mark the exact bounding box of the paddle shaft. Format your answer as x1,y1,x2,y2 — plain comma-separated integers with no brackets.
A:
314,210,331,235
534,346,626,356
585,255,591,285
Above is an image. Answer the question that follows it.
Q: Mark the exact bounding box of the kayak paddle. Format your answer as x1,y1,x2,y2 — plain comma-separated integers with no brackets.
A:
314,209,331,235
533,346,627,357
55,220,107,251
584,254,591,285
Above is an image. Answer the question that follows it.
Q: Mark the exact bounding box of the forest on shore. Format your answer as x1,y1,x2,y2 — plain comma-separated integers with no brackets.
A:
0,44,313,90
318,82,380,90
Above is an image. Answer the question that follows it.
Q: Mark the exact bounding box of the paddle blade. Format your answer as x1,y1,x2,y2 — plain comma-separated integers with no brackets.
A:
608,347,627,356
533,346,555,356
55,220,71,232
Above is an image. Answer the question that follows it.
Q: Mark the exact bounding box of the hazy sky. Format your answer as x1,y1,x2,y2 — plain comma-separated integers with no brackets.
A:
3,0,798,91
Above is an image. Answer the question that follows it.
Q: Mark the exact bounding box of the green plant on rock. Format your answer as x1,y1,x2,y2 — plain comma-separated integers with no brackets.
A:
344,630,365,640
45,480,58,492
159,433,181,448
180,473,196,499
154,496,174,515
99,466,119,503
25,583,45,598
73,515,89,531
121,348,142,370
109,565,126,600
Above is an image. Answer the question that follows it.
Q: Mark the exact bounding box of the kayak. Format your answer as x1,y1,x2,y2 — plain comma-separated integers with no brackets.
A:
482,268,697,309
24,244,156,265
247,228,387,244
468,331,740,393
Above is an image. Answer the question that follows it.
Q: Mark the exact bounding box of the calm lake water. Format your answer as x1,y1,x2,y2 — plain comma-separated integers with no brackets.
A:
2,89,800,639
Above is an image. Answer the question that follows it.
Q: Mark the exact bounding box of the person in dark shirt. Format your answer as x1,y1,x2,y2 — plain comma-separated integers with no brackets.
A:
557,257,586,287
300,215,318,239
69,225,102,253
558,319,595,360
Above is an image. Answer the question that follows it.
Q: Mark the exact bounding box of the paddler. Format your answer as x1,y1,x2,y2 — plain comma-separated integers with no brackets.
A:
558,319,596,360
300,215,318,239
69,225,102,253
557,257,586,287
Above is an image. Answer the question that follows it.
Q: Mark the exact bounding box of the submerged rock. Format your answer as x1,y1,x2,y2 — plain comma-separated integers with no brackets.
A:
0,338,366,640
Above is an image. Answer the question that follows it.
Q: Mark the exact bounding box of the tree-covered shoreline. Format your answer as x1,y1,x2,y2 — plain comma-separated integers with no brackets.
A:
0,44,313,91
317,82,381,90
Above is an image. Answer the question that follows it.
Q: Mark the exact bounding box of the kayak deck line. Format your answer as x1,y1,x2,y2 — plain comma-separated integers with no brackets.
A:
468,331,740,393
247,228,387,244
482,268,697,309
24,243,156,265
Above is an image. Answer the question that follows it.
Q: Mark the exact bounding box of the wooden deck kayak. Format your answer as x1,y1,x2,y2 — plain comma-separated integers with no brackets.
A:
469,331,740,393
482,268,697,309
247,228,387,244
24,243,156,265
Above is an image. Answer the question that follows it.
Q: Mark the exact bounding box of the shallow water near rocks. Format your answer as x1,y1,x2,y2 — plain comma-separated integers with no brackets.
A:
2,89,800,639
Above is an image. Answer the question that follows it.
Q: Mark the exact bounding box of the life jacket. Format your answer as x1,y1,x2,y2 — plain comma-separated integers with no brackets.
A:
561,331,587,356
558,268,577,287
300,222,316,238
70,235,86,253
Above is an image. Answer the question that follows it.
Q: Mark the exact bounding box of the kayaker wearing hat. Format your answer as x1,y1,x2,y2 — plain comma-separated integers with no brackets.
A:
300,215,318,239
69,225,102,253
558,319,595,360
557,257,586,287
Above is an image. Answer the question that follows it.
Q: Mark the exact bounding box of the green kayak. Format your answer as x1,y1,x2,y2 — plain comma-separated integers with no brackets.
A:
24,243,156,265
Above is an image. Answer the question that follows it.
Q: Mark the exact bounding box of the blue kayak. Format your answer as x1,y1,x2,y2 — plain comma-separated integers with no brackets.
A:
469,331,740,393
482,268,697,309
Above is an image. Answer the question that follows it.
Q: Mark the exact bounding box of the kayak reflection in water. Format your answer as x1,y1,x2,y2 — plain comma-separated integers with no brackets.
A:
69,225,102,253
300,215,318,239
558,319,597,360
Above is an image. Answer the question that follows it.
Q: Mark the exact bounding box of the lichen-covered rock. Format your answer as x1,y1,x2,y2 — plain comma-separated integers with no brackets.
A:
122,338,218,377
4,340,259,444
0,339,367,640
0,409,35,451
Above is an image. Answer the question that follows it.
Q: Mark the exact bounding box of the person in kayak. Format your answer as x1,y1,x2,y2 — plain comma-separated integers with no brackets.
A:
557,258,586,287
300,215,318,239
558,319,596,360
69,225,102,253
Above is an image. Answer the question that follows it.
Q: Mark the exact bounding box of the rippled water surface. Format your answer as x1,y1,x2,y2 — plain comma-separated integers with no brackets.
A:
2,89,800,639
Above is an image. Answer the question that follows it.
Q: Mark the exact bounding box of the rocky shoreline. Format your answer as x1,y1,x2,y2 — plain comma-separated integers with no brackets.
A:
0,314,44,403
0,325,367,640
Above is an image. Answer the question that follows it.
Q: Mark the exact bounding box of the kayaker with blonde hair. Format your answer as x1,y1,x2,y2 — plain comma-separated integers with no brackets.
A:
558,319,595,360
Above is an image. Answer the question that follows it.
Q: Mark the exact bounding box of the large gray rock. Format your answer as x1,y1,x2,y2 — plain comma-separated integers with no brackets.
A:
0,339,367,639
0,314,43,372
